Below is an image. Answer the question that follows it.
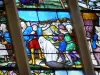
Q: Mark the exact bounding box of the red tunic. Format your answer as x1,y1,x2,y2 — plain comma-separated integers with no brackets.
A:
28,38,40,50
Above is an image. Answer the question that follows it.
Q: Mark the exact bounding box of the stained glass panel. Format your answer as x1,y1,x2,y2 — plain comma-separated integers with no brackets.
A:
82,12,100,69
16,0,68,9
18,10,83,69
0,10,16,68
78,0,100,10
0,0,17,73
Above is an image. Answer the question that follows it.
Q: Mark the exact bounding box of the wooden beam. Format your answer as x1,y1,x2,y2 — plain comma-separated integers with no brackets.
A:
59,0,65,9
68,0,95,75
4,0,31,75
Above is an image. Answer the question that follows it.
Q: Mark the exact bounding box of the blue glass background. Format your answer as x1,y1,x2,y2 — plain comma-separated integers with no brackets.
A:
18,10,70,21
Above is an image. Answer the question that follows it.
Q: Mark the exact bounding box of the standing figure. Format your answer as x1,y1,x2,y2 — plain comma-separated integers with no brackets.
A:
92,26,100,65
23,25,33,55
21,22,35,56
64,33,80,65
58,33,67,62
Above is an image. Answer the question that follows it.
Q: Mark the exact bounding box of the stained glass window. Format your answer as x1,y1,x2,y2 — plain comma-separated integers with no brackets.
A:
78,0,100,10
16,0,84,74
3,0,100,74
16,0,68,9
82,12,100,67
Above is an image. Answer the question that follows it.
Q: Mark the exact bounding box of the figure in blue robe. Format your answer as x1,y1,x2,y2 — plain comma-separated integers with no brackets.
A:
59,41,67,62
92,34,98,49
4,31,12,43
23,26,34,55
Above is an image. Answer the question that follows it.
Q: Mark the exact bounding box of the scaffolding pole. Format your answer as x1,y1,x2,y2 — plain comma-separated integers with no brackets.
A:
68,0,95,75
4,0,31,75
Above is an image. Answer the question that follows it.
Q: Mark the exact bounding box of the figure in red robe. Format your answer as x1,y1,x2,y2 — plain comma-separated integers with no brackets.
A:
28,38,44,64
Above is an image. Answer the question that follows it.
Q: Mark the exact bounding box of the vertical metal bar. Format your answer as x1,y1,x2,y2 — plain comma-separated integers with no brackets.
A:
68,0,95,75
4,0,31,75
